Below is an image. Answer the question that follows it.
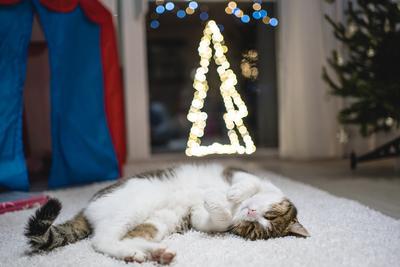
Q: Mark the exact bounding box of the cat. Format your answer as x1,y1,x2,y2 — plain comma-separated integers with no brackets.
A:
25,164,309,264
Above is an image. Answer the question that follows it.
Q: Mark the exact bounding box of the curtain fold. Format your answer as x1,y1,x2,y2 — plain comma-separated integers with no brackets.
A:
0,0,125,190
0,0,33,190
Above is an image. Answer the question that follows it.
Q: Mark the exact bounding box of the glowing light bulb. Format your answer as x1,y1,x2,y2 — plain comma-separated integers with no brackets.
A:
269,18,279,27
200,12,209,21
165,2,174,11
150,20,160,29
155,5,165,14
252,3,261,11
241,15,250,23
188,1,198,10
185,20,256,157
186,7,195,15
228,1,237,9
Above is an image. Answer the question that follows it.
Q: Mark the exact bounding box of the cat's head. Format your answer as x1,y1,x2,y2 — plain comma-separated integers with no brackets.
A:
230,193,309,240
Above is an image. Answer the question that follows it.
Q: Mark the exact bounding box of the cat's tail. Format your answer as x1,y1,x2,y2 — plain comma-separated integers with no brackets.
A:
25,198,92,251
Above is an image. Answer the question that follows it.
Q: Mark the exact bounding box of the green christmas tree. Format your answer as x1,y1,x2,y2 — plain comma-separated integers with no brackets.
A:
323,0,400,137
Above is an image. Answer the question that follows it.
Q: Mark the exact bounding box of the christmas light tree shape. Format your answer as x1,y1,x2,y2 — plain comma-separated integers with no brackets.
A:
185,20,256,157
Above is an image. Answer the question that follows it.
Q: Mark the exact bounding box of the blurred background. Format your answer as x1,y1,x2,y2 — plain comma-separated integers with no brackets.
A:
1,0,399,217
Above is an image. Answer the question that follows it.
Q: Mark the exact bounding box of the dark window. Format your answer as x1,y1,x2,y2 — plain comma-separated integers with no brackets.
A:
146,1,278,154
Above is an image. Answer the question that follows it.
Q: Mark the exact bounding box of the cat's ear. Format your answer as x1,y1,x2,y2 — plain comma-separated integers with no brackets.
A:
287,221,310,237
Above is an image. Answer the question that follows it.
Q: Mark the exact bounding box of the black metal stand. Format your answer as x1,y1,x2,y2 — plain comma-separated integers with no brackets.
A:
350,136,400,169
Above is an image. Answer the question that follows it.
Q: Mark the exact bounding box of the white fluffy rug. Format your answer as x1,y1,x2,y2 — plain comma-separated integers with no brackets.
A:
1,170,399,267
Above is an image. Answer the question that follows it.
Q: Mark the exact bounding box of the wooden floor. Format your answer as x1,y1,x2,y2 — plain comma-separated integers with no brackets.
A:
125,155,400,219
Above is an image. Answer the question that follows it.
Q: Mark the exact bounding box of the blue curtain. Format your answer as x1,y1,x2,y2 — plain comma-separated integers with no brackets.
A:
0,0,119,190
0,0,33,191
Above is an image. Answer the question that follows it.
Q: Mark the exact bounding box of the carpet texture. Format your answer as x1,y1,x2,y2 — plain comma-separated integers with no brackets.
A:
1,170,399,267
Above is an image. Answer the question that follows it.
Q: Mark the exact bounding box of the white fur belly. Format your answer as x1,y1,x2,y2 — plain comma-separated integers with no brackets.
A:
84,177,202,230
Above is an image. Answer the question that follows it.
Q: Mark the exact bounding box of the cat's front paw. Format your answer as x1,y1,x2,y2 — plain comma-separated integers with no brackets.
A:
227,183,250,203
204,191,227,211
203,191,231,221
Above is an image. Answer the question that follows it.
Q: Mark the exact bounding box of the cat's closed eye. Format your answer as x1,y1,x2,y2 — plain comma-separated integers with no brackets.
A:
264,212,278,220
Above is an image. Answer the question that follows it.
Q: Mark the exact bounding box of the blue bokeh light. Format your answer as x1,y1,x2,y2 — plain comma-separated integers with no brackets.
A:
188,1,198,10
155,5,165,14
218,24,224,32
165,2,175,11
177,10,186,18
259,9,267,18
269,18,279,27
150,20,160,29
199,11,209,21
241,15,250,23
252,11,261,20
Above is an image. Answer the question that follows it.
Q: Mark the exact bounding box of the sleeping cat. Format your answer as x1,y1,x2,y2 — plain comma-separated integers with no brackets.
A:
25,164,309,264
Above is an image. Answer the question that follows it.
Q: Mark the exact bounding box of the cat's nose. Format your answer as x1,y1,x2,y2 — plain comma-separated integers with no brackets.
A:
247,208,257,217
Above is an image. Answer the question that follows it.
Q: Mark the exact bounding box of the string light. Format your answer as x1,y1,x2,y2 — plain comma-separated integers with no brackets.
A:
150,1,278,28
150,20,160,29
188,1,199,10
155,5,165,14
241,15,250,23
252,3,261,11
228,1,237,9
269,18,279,27
165,2,175,11
252,11,262,20
186,7,195,15
200,12,209,21
234,9,244,18
185,20,256,157
262,16,270,24
177,10,186,18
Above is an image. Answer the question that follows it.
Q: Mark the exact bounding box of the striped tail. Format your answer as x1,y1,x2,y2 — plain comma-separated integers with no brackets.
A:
24,198,92,251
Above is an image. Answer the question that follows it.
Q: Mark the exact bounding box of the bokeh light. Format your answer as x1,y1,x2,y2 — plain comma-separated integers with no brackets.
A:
188,1,198,10
151,1,278,29
241,15,250,23
252,3,261,11
200,11,209,21
252,11,261,20
186,7,195,15
259,10,267,18
165,2,175,11
269,18,279,27
155,5,165,14
177,10,186,19
186,21,256,157
150,20,160,29
228,1,237,10
262,16,270,24
234,9,243,18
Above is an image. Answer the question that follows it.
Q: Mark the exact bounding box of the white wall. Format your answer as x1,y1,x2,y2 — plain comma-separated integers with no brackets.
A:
278,0,343,159
120,0,151,161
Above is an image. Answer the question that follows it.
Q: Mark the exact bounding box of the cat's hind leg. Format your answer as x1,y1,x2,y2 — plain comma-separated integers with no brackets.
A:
124,222,176,265
119,209,187,264
91,222,169,264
